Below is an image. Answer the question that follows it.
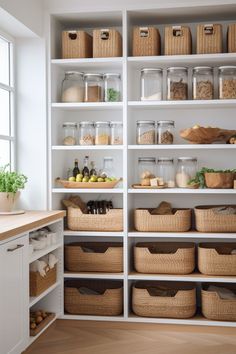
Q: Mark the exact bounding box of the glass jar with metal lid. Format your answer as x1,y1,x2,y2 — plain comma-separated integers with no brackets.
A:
79,121,95,145
167,67,188,100
138,157,156,185
94,121,110,145
141,68,163,101
156,157,175,188
61,71,84,102
62,122,78,145
193,66,214,100
104,73,121,102
110,121,123,145
176,157,197,188
84,73,103,102
157,120,175,144
218,66,236,99
136,120,155,145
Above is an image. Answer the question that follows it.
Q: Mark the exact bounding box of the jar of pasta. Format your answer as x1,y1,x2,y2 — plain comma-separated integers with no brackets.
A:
218,66,236,99
95,121,110,145
79,121,95,145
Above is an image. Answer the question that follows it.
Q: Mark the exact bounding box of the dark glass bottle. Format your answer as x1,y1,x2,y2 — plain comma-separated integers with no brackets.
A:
73,159,80,177
90,161,97,176
82,156,90,176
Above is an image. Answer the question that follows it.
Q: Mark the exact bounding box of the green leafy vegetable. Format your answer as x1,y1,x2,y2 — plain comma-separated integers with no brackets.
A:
106,88,120,102
0,165,27,193
188,167,236,188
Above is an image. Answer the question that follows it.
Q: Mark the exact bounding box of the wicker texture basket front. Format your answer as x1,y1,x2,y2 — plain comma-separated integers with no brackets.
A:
30,266,57,297
201,284,236,321
194,205,236,233
134,208,191,232
228,24,236,53
132,27,161,56
164,26,192,55
198,243,236,275
196,24,222,54
62,31,92,59
65,242,123,272
67,207,123,231
132,281,196,318
204,172,235,189
134,242,195,274
93,29,122,58
64,279,123,316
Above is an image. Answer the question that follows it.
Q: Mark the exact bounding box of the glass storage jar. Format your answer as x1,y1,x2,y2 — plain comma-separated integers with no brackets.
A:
157,120,175,144
176,157,197,188
167,67,188,100
156,157,175,188
95,121,110,145
79,121,95,145
138,157,156,185
218,66,236,99
61,71,84,102
136,120,155,145
104,73,121,102
62,122,78,145
84,73,103,102
141,68,163,101
193,66,214,100
110,122,123,145
101,157,115,178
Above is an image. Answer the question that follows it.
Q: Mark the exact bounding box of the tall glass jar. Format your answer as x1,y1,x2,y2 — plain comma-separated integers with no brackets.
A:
138,157,156,185
110,122,123,145
193,66,214,100
62,122,78,145
94,121,110,145
157,120,175,144
79,121,95,145
141,68,163,101
167,67,188,100
84,73,103,102
218,66,236,99
176,157,197,188
61,71,84,102
156,157,175,188
104,73,121,102
136,120,155,145
101,157,115,178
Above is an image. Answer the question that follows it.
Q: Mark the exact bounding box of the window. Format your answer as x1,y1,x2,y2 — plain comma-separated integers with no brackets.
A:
0,31,14,168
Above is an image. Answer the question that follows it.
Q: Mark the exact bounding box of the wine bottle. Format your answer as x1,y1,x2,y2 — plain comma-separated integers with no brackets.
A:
73,159,80,178
82,156,90,176
89,161,97,176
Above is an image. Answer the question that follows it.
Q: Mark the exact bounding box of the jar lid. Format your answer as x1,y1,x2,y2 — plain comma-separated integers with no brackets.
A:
65,71,84,77
157,157,174,162
104,157,113,161
84,73,103,79
219,66,236,70
104,73,121,79
137,120,155,125
110,121,123,127
167,67,187,71
62,122,78,128
157,120,175,126
79,121,94,126
178,157,197,162
141,68,162,73
138,157,156,163
95,121,110,126
193,66,213,71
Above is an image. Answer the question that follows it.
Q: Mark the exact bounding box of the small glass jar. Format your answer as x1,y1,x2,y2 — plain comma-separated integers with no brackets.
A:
156,157,175,188
219,66,236,99
101,157,115,178
193,66,214,100
79,121,95,145
167,67,188,100
104,73,121,102
62,122,78,145
95,121,110,145
138,157,156,185
110,122,123,145
136,120,155,145
141,68,163,101
157,120,175,144
176,157,197,188
61,71,84,102
84,73,103,102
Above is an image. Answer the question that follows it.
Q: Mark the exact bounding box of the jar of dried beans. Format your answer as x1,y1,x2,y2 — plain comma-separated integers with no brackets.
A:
79,121,95,145
157,120,174,144
136,120,155,145
219,66,236,99
167,67,188,100
193,66,214,100
84,73,103,102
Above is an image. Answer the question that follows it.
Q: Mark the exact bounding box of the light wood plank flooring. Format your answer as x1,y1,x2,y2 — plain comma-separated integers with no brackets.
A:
24,320,236,354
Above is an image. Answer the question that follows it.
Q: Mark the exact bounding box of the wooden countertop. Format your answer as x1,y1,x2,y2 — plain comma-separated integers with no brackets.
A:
0,210,66,242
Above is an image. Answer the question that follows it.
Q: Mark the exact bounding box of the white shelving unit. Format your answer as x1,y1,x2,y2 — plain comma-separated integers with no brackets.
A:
47,4,236,327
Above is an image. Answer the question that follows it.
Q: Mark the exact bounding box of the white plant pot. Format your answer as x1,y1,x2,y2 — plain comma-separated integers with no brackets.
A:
0,192,20,212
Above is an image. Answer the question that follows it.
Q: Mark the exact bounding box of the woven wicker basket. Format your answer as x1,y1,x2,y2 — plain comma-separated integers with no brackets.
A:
201,284,236,321
134,208,191,232
196,24,222,54
64,279,123,316
67,207,123,232
194,205,236,233
134,242,195,274
62,30,92,59
30,266,57,297
228,24,236,53
132,281,196,318
198,243,236,276
65,242,123,272
164,26,192,55
93,28,122,58
204,172,235,189
132,27,161,56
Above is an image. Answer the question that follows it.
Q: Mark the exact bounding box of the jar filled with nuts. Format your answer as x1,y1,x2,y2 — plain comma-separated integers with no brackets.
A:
110,121,123,145
219,66,236,99
79,121,95,145
167,67,188,100
95,121,110,145
136,120,155,145
62,122,78,145
193,66,214,100
157,120,174,144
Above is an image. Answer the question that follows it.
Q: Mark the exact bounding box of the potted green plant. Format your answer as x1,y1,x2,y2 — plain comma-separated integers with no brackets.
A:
189,167,236,189
0,165,27,212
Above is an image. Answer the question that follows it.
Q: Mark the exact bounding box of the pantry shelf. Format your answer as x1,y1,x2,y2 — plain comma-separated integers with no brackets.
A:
51,102,123,110
128,231,236,239
29,242,63,263
64,272,124,279
128,100,236,109
29,281,61,308
51,57,123,69
128,144,236,150
128,188,236,194
62,314,125,322
52,145,123,151
52,188,123,194
64,230,125,237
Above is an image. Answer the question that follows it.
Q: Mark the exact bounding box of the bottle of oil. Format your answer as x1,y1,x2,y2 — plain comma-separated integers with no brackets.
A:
73,159,80,177
82,156,90,177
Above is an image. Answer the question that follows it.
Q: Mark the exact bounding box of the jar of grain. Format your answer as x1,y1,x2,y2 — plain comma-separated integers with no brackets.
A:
110,122,123,145
167,67,188,100
61,71,84,102
156,157,175,188
84,73,103,102
95,121,110,145
138,157,156,185
193,66,214,100
141,68,163,101
219,66,236,99
176,157,197,188
79,121,95,145
136,121,155,145
157,120,174,144
62,122,78,145
104,73,121,102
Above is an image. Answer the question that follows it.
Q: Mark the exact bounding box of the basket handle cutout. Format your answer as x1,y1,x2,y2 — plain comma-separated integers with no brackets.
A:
139,27,149,38
68,32,77,40
100,29,110,40
172,26,183,37
204,24,214,35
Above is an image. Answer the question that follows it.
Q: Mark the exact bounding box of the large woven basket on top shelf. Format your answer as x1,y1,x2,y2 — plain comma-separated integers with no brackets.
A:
134,242,195,275
194,205,236,233
198,243,236,276
62,30,93,59
164,26,192,55
134,208,191,232
132,281,196,319
196,24,222,54
228,24,236,53
65,242,123,273
132,27,161,56
201,284,236,321
30,266,57,297
93,28,122,57
64,279,123,316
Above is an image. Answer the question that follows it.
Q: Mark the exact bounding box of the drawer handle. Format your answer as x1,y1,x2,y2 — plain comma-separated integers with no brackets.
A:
7,244,24,252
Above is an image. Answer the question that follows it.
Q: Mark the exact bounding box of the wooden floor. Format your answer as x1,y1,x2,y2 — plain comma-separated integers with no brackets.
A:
24,320,236,354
